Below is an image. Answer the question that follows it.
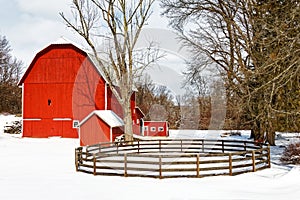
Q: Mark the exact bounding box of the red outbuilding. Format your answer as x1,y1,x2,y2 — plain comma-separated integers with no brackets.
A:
142,121,169,137
18,37,168,146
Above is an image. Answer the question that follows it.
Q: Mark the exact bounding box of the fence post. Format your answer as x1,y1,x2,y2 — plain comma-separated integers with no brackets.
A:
244,141,247,151
159,155,162,179
93,154,96,176
252,150,256,172
159,140,161,152
267,145,271,168
181,140,183,152
229,153,232,176
75,148,79,171
222,141,225,153
124,153,128,177
196,154,200,178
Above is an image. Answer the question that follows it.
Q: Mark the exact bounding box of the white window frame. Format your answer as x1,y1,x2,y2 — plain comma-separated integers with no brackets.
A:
151,127,156,132
158,127,164,131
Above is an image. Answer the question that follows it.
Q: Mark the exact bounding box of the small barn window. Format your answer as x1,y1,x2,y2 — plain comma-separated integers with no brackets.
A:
158,127,164,131
144,126,148,131
151,127,156,132
48,99,52,106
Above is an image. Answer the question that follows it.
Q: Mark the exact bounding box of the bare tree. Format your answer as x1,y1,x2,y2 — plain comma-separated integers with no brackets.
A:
162,0,300,145
61,0,156,141
0,35,23,114
135,75,181,129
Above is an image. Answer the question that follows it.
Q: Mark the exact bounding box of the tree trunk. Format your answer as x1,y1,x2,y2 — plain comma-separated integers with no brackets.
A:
123,99,133,142
266,130,276,146
266,122,276,146
250,129,254,139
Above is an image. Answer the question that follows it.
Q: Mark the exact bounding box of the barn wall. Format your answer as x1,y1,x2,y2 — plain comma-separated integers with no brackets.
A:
22,45,106,138
112,127,124,141
72,58,106,121
107,88,123,119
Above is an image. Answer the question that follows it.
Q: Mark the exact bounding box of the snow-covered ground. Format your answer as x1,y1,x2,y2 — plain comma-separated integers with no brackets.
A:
1,114,300,200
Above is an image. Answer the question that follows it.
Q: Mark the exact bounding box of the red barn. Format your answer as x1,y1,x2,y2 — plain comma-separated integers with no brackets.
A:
18,38,168,145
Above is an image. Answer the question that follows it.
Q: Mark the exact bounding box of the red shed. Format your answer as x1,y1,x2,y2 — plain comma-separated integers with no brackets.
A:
79,110,124,145
143,121,169,137
19,37,168,145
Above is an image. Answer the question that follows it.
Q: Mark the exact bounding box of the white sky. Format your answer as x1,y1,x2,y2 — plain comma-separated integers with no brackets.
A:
0,0,174,66
0,0,197,96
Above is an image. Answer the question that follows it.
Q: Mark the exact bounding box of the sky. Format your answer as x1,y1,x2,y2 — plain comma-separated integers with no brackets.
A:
0,0,193,96
0,0,226,100
0,0,174,66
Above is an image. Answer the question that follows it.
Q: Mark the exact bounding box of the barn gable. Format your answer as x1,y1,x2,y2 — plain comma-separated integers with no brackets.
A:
19,38,108,138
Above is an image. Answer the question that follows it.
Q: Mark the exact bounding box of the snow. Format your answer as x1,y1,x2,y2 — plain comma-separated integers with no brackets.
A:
1,114,300,200
80,110,124,127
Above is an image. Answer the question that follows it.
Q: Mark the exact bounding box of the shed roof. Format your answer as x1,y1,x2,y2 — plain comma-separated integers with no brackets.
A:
80,110,124,127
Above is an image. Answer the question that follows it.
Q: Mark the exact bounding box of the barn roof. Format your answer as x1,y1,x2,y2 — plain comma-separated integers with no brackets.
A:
51,37,87,50
18,37,137,91
79,110,124,127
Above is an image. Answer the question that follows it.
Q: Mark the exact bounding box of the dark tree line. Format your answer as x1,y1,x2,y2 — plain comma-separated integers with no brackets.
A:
0,35,23,114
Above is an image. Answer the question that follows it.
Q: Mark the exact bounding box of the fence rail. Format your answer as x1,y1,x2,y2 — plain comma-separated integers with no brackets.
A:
75,139,270,179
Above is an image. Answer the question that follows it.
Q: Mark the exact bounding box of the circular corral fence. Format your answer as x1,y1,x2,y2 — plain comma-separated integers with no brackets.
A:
75,139,270,178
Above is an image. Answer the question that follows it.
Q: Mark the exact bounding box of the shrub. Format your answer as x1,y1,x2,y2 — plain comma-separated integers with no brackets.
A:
4,120,21,134
280,142,300,164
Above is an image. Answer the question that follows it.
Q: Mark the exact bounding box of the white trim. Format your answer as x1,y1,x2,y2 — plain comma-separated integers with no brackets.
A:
158,127,164,131
53,118,72,121
79,111,95,126
21,83,24,137
150,127,156,132
105,83,108,110
23,118,42,121
141,118,144,136
79,110,124,127
135,107,145,118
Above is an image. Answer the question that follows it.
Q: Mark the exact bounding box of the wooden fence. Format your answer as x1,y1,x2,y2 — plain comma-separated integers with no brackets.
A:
75,139,271,178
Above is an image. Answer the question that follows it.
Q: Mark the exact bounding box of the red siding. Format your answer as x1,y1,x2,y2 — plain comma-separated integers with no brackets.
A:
143,121,168,137
21,44,106,138
107,89,123,119
112,127,124,141
72,58,106,121
20,42,168,142
80,115,111,146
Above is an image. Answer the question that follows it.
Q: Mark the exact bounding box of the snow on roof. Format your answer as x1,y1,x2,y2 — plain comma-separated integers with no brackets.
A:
80,110,124,127
51,36,87,51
